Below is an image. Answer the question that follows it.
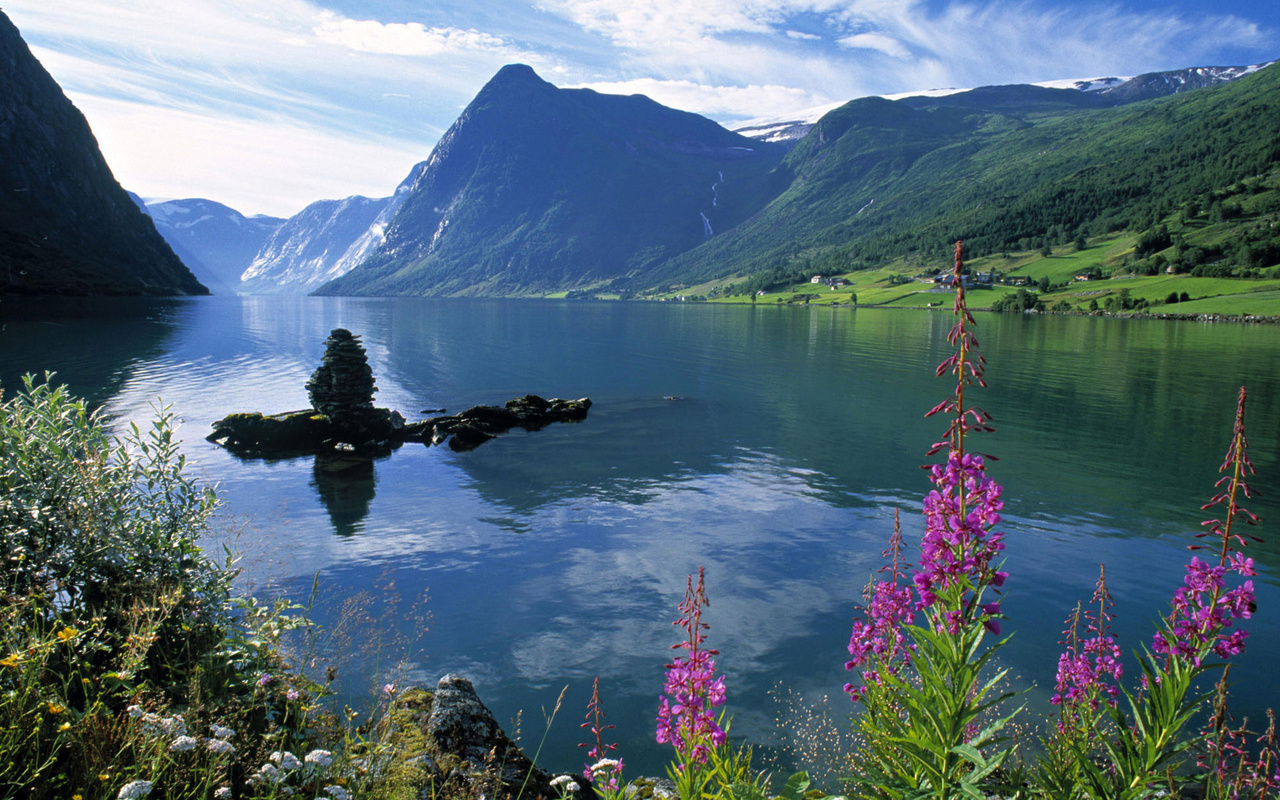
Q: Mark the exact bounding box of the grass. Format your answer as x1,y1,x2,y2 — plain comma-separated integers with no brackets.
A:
686,227,1280,317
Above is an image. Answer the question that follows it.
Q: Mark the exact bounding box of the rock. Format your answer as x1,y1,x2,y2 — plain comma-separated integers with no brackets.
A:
624,777,678,800
398,396,593,451
205,410,330,455
447,425,495,452
306,328,378,422
209,327,590,457
375,675,560,800
206,406,405,457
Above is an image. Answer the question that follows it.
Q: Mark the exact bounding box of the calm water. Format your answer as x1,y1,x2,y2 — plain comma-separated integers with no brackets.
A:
3,296,1279,779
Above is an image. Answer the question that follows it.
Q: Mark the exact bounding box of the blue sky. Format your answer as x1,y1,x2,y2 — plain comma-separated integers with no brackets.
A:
6,0,1277,217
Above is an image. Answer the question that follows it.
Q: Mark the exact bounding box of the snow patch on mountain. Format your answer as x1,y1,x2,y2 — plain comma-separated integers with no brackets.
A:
732,62,1273,146
139,198,284,294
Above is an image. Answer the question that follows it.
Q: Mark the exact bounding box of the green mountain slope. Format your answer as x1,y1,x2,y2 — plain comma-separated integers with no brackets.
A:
651,63,1280,291
317,65,785,297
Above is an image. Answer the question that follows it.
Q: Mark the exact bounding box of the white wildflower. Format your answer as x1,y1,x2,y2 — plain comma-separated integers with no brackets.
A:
210,724,235,739
551,775,580,792
206,738,236,755
250,763,281,785
157,716,187,738
126,705,144,719
325,787,352,800
305,749,334,767
117,780,153,799
168,735,198,752
214,788,231,800
270,750,303,770
591,758,620,773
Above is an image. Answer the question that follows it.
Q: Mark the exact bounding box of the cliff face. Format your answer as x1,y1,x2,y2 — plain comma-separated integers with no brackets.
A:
0,11,205,296
317,64,784,297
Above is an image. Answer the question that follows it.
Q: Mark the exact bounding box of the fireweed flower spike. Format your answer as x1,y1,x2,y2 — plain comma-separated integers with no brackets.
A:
656,566,727,794
1051,565,1122,714
915,241,1005,634
844,241,1017,798
580,676,624,795
1154,386,1260,666
845,508,915,701
1084,386,1266,799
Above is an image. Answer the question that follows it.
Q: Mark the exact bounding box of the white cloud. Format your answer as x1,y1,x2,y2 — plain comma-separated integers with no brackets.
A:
5,0,536,215
69,94,424,217
837,32,910,59
312,12,508,57
543,0,1274,108
4,0,1274,216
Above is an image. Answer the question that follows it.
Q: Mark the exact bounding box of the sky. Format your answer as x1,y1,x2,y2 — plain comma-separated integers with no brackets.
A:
5,0,1278,217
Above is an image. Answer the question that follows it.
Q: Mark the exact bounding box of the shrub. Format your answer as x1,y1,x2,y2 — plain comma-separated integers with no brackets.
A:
0,376,349,799
1,375,224,696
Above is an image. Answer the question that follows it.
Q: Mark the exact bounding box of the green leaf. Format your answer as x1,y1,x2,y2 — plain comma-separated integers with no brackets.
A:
778,771,810,800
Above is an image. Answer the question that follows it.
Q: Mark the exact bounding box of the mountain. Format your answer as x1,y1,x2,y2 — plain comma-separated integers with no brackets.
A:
729,64,1269,149
239,192,401,294
135,198,283,294
316,64,785,297
0,11,205,296
651,61,1280,289
1099,63,1275,104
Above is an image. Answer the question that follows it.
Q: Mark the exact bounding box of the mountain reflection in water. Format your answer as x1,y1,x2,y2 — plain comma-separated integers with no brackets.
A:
1,295,1278,779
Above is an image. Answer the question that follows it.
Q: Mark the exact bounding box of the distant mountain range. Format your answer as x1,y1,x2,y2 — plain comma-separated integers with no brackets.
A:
131,195,282,294
0,10,204,296
135,57,1274,298
4,0,1274,299
728,64,1270,146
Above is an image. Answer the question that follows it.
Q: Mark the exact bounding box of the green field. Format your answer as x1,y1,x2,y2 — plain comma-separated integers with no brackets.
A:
686,225,1280,318
652,163,1280,319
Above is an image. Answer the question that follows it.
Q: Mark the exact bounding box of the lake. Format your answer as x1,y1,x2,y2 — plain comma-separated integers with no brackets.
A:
2,295,1278,781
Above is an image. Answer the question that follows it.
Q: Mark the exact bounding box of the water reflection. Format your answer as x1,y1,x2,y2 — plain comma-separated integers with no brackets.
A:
5,297,1280,779
0,296,186,408
311,453,381,538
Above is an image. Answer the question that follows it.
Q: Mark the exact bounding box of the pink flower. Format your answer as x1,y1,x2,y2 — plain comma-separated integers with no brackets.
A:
1155,387,1261,667
656,568,727,769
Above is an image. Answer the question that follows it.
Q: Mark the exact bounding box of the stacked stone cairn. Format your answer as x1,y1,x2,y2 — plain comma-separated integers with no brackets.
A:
208,327,590,456
306,328,377,425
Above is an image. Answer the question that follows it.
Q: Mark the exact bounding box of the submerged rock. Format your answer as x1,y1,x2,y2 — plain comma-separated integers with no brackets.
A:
399,394,593,452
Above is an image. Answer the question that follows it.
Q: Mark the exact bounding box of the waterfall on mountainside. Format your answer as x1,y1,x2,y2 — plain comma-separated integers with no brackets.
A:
700,212,713,238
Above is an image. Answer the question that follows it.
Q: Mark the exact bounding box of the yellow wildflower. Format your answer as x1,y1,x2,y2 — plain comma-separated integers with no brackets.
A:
74,794,84,800
99,774,110,782
0,654,20,668
59,722,71,732
48,702,65,714
57,627,78,642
